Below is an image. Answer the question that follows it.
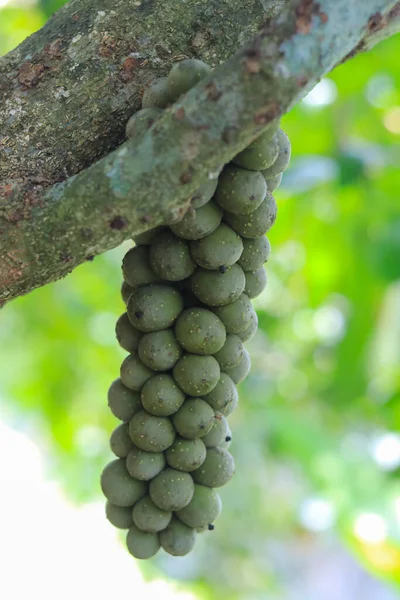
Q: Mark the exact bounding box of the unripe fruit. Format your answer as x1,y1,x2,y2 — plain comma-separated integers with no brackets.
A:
265,172,282,192
191,264,245,307
160,516,196,556
133,226,167,246
120,354,154,391
244,267,267,299
236,310,258,343
121,281,134,305
190,223,243,270
126,524,160,559
142,77,171,109
175,307,226,355
129,410,176,452
165,437,207,472
176,484,222,529
115,313,142,353
224,192,277,238
203,373,238,416
132,496,172,533
122,245,160,288
191,179,218,209
213,293,253,334
232,129,279,171
224,348,251,384
127,284,184,332
214,165,266,214
261,129,291,179
125,108,162,141
110,423,133,458
141,374,185,416
192,447,235,488
170,202,222,240
167,59,211,102
101,459,146,507
138,329,182,371
149,468,194,511
173,354,220,396
238,236,271,272
106,501,134,529
172,398,215,439
107,379,141,422
213,334,244,370
150,231,196,281
202,413,230,448
126,445,165,481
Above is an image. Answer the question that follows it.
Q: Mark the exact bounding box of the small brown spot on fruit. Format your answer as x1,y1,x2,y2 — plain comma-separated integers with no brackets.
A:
368,12,383,32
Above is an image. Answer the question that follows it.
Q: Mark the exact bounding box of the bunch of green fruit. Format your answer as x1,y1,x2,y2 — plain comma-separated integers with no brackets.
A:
101,58,291,559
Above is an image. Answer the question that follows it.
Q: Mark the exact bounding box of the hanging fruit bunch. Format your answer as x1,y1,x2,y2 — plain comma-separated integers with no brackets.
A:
101,59,291,559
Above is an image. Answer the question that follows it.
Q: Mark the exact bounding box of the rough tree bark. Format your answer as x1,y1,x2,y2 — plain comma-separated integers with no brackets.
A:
0,0,399,304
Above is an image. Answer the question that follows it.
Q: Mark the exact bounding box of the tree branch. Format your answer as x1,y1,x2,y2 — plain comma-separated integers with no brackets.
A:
1,0,399,303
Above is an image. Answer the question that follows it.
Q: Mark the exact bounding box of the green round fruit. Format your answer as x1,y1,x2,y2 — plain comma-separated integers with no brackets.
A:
190,223,243,270
132,496,172,533
149,468,194,511
202,413,229,448
191,179,218,209
160,516,196,556
173,354,220,396
192,447,235,488
110,423,133,458
224,348,251,384
170,202,222,240
122,245,160,288
129,410,176,452
224,193,277,238
150,231,196,281
121,281,134,305
236,310,258,342
126,445,165,480
214,165,266,215
142,77,171,109
100,459,147,507
232,129,279,171
141,374,185,416
244,267,267,299
175,307,226,355
203,373,238,416
126,524,160,559
106,501,134,530
125,108,162,140
262,129,291,178
172,398,215,439
266,172,282,192
213,293,253,334
165,437,206,472
191,264,245,307
138,329,182,371
127,284,184,332
120,354,154,391
167,59,211,102
176,484,222,529
133,226,167,246
107,378,142,422
213,334,244,370
115,313,142,353
238,236,271,272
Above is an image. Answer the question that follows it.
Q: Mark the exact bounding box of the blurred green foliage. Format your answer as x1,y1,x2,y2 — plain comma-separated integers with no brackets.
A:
1,4,400,598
